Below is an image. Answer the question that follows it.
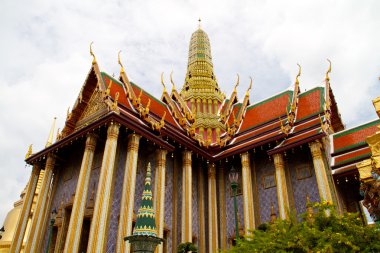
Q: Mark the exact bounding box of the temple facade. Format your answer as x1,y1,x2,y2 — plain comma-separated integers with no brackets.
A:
4,25,375,253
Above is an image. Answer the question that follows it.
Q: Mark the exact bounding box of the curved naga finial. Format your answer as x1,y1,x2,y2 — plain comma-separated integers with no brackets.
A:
246,76,253,96
325,59,332,81
118,50,125,73
170,71,176,91
161,72,167,93
234,74,240,92
295,63,301,85
90,42,96,64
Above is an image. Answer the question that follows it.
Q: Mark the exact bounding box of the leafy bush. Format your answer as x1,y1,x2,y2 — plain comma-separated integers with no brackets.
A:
177,242,198,253
226,202,380,253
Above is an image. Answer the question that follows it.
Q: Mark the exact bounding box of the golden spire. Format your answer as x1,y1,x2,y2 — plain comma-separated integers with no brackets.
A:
182,25,222,97
198,18,201,29
25,144,33,159
161,72,167,93
46,117,57,148
90,42,96,64
118,50,125,74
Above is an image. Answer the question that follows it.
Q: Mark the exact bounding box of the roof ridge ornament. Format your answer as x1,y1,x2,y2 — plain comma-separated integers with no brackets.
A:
295,63,301,85
325,59,332,82
170,71,176,92
245,76,253,96
118,50,125,74
234,74,240,93
90,42,96,64
161,72,167,93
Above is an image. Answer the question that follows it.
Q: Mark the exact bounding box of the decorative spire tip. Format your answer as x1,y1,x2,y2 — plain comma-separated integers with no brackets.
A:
325,59,331,81
161,72,167,93
118,50,125,74
90,42,96,64
295,63,301,85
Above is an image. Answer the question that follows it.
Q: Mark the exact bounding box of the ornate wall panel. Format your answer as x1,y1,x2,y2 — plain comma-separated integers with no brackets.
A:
287,149,320,215
255,155,278,224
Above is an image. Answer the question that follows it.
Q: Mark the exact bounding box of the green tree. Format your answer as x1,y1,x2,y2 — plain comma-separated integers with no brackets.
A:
177,242,198,253
226,202,380,253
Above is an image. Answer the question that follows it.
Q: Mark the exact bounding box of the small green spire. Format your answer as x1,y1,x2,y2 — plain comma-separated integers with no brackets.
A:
132,162,157,237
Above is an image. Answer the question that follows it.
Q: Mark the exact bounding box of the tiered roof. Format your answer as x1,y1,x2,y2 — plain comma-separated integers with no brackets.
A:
25,29,346,164
331,119,380,175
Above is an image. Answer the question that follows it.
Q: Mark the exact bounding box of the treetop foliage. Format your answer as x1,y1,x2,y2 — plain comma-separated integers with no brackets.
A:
226,202,380,253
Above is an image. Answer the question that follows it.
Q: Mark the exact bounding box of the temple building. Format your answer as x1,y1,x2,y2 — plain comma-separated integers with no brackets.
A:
2,24,378,253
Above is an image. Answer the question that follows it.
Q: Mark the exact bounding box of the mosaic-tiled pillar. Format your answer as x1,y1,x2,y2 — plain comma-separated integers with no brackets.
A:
24,154,56,253
309,140,333,203
116,133,141,253
218,166,227,250
9,164,41,253
181,150,192,243
197,162,206,253
87,122,120,253
273,153,290,219
171,155,179,253
154,149,168,253
241,152,255,234
39,168,59,253
208,163,219,252
64,133,97,253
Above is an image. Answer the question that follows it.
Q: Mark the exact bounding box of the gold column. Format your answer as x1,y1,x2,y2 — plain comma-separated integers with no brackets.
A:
208,163,218,252
116,134,141,253
24,154,56,253
9,164,41,253
202,99,207,114
241,152,255,234
273,153,290,219
207,128,212,143
208,99,212,114
218,166,227,250
63,133,97,253
197,163,206,253
309,141,333,203
181,150,192,243
214,100,218,114
154,149,168,253
199,127,204,141
87,123,120,253
196,99,201,114
38,168,59,253
216,128,221,143
191,98,195,112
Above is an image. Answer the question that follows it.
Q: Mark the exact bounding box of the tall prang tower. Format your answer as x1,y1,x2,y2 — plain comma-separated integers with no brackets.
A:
180,26,225,144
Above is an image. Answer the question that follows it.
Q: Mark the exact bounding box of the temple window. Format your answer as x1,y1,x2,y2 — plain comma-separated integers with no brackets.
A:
296,166,312,180
262,173,276,189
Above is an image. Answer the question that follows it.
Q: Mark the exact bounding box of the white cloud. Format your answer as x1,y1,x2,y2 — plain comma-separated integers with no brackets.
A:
0,0,379,223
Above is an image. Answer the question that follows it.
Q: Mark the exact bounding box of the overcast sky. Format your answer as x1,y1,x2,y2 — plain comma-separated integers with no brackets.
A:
0,0,379,224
